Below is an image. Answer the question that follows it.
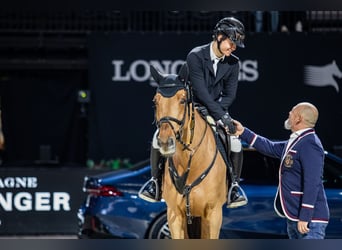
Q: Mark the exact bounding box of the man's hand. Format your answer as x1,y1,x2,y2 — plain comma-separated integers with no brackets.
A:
218,113,236,134
232,120,245,136
297,221,310,234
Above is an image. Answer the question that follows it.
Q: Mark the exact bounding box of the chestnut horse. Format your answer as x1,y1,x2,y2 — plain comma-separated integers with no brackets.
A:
150,63,227,239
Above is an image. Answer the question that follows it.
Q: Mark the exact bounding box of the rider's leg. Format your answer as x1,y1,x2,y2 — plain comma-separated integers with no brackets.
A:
138,130,164,202
227,136,248,208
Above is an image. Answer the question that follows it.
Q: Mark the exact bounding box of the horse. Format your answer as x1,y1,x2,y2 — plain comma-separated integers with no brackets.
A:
150,63,227,239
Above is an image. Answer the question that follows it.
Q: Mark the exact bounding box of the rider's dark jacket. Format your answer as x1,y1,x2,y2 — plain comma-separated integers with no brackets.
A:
186,43,240,121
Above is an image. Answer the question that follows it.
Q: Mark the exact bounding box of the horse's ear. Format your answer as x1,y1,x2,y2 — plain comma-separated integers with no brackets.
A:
150,64,164,84
178,63,189,83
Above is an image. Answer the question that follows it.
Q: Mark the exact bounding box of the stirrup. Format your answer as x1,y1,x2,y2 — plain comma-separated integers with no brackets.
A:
138,178,161,202
227,181,248,208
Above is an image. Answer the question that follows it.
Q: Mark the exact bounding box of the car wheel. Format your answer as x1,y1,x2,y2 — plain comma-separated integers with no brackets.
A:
147,213,171,239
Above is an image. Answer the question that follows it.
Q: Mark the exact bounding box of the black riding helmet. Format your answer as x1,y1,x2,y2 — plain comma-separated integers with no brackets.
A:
213,17,245,48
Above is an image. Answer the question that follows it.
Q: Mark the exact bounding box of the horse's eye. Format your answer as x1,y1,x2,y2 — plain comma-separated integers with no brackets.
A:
180,98,186,105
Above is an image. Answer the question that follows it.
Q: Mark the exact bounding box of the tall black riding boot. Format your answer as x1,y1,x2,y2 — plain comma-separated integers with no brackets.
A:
227,150,248,208
138,147,164,202
231,150,243,184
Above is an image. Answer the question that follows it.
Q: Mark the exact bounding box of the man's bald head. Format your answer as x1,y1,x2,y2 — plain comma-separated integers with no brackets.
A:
294,102,319,128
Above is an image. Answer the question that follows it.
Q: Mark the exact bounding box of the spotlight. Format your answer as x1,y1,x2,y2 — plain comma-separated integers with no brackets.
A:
77,90,90,103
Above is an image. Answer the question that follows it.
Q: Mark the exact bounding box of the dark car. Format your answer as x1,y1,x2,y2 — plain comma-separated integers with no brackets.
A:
77,148,342,239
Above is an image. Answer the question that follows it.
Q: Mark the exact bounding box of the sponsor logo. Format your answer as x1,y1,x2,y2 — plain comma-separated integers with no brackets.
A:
0,177,71,212
112,59,259,85
112,60,185,85
239,60,259,82
304,60,342,93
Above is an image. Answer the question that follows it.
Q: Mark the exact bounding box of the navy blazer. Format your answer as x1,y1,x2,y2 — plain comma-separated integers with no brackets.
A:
186,43,240,120
240,127,329,223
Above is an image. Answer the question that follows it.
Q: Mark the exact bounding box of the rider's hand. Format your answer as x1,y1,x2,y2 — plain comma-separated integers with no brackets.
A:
217,113,236,134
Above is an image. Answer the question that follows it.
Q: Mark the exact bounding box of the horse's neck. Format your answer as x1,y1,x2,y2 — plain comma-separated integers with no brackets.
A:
174,111,216,180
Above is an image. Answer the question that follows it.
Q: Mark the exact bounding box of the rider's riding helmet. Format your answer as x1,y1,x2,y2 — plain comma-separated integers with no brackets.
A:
213,17,245,48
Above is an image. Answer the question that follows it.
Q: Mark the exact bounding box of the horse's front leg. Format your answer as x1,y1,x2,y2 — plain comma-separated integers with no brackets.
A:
202,206,223,239
167,208,187,239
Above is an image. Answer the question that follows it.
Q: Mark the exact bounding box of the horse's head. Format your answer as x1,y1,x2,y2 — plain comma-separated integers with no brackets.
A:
150,63,191,156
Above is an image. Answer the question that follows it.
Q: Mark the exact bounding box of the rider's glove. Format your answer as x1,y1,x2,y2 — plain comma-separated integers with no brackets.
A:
217,113,236,134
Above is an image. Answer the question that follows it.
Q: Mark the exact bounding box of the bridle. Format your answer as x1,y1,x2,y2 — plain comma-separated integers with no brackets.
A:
155,83,197,152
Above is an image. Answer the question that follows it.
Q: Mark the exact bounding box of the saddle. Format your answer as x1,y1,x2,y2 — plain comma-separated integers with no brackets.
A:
196,106,233,172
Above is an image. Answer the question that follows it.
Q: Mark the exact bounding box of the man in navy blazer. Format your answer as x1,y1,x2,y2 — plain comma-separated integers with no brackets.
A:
233,102,329,239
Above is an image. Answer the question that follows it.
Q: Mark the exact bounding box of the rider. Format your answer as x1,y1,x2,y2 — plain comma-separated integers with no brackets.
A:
139,17,248,208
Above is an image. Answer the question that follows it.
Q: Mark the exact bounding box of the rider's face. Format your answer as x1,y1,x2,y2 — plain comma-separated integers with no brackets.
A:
217,35,236,57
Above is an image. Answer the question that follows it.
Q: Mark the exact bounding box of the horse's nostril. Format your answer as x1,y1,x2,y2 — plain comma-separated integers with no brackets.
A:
157,138,162,148
167,138,174,147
